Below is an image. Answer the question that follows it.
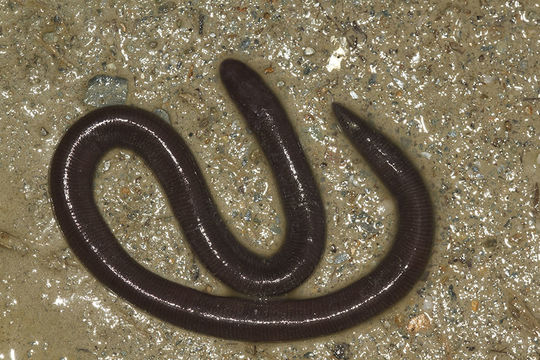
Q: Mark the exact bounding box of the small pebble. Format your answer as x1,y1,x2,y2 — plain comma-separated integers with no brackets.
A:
448,284,457,300
154,108,171,124
304,47,315,56
407,313,431,333
240,37,251,50
495,40,507,53
422,295,433,311
482,238,497,248
334,253,349,264
84,75,128,107
42,31,57,43
481,74,495,84
471,299,480,312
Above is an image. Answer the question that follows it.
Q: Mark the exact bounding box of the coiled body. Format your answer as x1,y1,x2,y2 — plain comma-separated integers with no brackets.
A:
49,59,433,341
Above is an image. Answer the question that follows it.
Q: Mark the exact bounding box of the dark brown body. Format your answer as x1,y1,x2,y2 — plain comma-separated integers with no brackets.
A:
49,59,433,341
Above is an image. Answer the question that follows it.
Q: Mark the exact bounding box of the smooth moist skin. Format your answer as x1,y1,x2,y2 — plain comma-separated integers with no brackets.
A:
49,59,433,342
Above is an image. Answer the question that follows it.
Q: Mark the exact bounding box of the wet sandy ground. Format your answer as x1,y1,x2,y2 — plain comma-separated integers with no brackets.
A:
0,1,538,359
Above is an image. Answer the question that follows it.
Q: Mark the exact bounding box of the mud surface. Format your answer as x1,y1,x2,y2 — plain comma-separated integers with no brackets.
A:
0,1,538,359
